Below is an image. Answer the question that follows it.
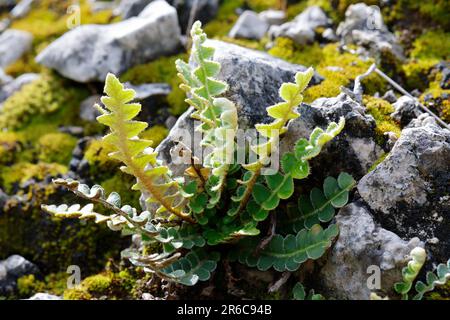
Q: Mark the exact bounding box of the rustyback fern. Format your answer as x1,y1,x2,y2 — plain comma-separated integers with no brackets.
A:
42,21,350,291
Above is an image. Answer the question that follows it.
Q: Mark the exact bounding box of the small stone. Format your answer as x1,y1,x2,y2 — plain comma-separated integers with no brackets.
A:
0,29,33,68
27,293,62,300
259,9,285,26
228,10,269,40
382,89,397,103
79,95,102,122
391,95,421,126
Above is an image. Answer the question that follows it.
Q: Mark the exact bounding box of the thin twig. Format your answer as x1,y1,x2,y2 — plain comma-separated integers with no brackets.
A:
268,271,291,293
256,213,277,254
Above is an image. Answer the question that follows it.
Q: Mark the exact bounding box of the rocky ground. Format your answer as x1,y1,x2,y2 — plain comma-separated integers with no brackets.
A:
0,0,449,300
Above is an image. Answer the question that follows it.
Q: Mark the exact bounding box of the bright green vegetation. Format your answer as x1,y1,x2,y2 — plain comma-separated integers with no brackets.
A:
363,96,401,145
42,22,352,293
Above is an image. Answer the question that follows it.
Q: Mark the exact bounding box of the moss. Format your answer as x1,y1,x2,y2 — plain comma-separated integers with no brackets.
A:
84,139,119,179
17,275,46,298
0,72,89,130
363,96,401,145
120,53,189,116
37,133,77,165
420,72,450,123
426,281,450,300
410,30,450,60
16,272,67,298
1,162,67,193
63,270,139,300
203,0,243,37
386,1,450,30
141,125,169,148
0,132,21,165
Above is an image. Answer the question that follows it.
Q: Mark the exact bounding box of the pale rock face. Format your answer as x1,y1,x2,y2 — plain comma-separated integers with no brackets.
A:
228,10,269,40
36,0,181,83
358,124,450,263
0,29,33,68
318,201,423,300
268,6,331,45
336,3,404,60
259,9,286,26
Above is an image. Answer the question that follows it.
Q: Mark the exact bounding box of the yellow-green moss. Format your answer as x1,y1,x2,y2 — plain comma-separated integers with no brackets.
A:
37,132,77,164
17,272,67,298
1,162,67,193
363,96,401,145
410,30,450,60
0,132,21,165
120,53,189,116
0,72,88,130
84,139,119,176
63,270,138,300
420,72,450,123
141,125,169,148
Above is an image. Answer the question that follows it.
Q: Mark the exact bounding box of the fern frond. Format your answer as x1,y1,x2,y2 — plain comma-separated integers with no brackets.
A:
394,247,426,299
176,21,238,198
96,74,194,223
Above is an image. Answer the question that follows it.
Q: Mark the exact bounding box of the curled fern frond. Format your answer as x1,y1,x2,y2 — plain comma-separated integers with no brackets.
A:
394,247,426,299
41,178,156,236
96,74,194,223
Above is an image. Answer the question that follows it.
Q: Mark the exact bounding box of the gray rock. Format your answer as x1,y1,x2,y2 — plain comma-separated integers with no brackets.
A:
318,201,423,300
259,9,285,26
126,82,171,100
336,3,404,60
152,40,323,179
229,10,269,40
168,0,219,33
114,0,153,19
10,0,33,18
358,124,450,263
280,93,383,180
0,255,39,296
27,293,62,300
0,68,12,85
89,0,118,12
0,73,39,103
79,95,102,122
36,0,181,83
0,188,8,209
390,95,421,126
322,28,338,42
0,29,33,68
382,89,397,103
268,6,331,45
407,113,438,128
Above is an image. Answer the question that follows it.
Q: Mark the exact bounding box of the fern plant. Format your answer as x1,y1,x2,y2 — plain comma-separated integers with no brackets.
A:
42,21,352,291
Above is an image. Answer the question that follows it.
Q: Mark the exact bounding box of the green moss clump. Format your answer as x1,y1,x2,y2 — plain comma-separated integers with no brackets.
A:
0,132,21,165
0,72,88,130
37,133,77,165
419,72,450,123
63,270,138,300
1,162,67,193
17,272,67,298
120,54,189,116
84,139,119,179
363,96,401,145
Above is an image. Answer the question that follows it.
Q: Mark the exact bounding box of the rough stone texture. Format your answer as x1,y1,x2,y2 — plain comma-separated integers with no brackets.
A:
0,73,39,103
336,3,404,60
280,93,383,181
168,0,219,33
27,293,62,300
322,28,338,42
0,255,39,296
0,68,12,85
36,0,181,83
229,10,269,40
259,9,285,26
0,29,33,68
318,201,423,300
358,123,450,263
114,0,153,19
382,89,397,103
268,6,331,45
391,95,421,127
